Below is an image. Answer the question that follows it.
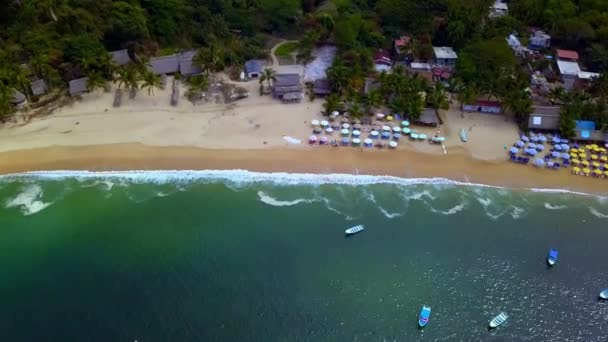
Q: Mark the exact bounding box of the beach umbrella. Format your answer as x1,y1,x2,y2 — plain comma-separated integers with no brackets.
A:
341,129,350,136
352,130,361,136
601,156,608,162
570,148,577,153
594,169,602,175
325,127,334,134
515,141,524,148
352,138,361,145
388,141,398,149
526,149,538,156
331,111,339,116
552,137,560,144
308,135,317,143
582,160,590,166
353,123,362,130
393,127,402,133
376,113,385,119
402,127,411,134
402,120,410,127
341,137,350,145
342,123,350,129
554,145,562,151
579,153,587,159
547,161,555,168
560,139,568,144
521,135,530,142
393,133,402,141
538,135,547,143
320,120,329,127
561,144,570,151
561,153,570,160
509,147,518,154
593,162,601,168
381,131,391,139
536,144,545,151
572,158,580,164
605,170,608,176
319,136,328,144
586,145,593,150
311,119,320,126
529,143,537,149
531,136,539,142
573,167,581,173
387,116,394,121
551,151,560,158
370,130,379,138
583,168,591,174
410,133,419,140
434,136,446,142
534,158,545,167
419,134,428,140
591,154,599,160
382,125,391,131
364,138,373,147
313,127,322,134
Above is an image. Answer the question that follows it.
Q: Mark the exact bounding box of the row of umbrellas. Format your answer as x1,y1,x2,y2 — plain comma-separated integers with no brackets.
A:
572,167,608,177
308,135,399,148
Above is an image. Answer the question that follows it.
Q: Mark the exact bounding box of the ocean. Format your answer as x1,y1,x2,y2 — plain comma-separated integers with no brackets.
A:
0,170,607,341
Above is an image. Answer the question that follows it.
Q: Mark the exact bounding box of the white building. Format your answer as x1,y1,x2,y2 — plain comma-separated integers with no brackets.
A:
557,60,581,90
490,1,508,18
433,47,458,67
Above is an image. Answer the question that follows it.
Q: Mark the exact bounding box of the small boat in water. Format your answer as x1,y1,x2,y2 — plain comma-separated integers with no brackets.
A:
547,248,558,266
459,129,468,142
489,312,509,328
600,289,608,300
418,305,431,327
345,225,365,235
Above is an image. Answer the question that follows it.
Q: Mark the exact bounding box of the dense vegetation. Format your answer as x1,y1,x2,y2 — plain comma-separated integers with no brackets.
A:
0,0,607,135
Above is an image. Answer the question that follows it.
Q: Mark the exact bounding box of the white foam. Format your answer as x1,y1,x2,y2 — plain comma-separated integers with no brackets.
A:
0,170,604,199
402,189,436,201
544,203,567,210
378,206,403,219
476,197,492,207
428,202,467,216
5,184,52,216
510,206,526,219
257,191,316,207
589,207,608,219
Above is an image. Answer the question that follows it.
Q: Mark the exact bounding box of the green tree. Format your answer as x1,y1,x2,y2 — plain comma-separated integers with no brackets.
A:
140,71,163,96
86,71,107,93
327,62,350,97
115,64,141,98
426,83,449,116
547,86,565,105
363,89,382,115
323,94,341,115
185,74,209,100
259,68,276,89
0,83,15,119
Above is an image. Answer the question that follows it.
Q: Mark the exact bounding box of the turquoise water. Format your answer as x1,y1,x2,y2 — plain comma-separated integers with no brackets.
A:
1,171,608,341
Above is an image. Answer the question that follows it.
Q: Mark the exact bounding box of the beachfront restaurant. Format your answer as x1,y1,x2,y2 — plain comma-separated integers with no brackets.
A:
272,73,303,102
527,106,561,131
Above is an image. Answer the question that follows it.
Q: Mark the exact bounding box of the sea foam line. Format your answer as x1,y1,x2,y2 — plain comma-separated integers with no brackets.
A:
0,170,605,199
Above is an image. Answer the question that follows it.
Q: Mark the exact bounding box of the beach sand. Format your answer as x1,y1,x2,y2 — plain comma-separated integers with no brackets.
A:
0,77,606,195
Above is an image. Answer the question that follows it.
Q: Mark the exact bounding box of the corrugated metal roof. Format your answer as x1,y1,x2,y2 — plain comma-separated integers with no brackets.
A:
557,49,579,61
557,60,581,76
274,73,301,87
433,47,458,60
110,49,131,66
31,79,48,96
69,77,89,96
149,55,179,75
178,50,202,76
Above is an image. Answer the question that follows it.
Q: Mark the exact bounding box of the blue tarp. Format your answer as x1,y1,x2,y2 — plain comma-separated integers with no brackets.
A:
575,120,596,130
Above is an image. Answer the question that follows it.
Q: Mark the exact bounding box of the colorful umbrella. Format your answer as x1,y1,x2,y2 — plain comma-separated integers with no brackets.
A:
573,167,581,173
401,120,410,127
591,154,599,160
386,116,394,121
571,158,580,164
402,127,411,134
593,162,600,168
583,168,591,174
594,169,602,176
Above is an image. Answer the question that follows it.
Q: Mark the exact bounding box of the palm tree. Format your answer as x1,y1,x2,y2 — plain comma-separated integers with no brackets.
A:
140,71,163,96
259,68,276,89
327,62,349,97
9,67,32,102
185,74,209,100
115,64,140,98
426,83,449,116
547,86,565,105
349,101,363,118
0,83,15,119
456,85,477,117
194,46,224,76
323,94,340,116
86,71,107,93
363,89,382,115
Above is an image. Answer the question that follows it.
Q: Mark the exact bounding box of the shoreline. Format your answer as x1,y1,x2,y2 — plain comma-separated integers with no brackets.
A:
0,143,606,196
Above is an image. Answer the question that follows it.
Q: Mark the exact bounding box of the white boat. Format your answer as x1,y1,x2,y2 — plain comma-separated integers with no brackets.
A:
489,312,509,328
345,225,365,235
600,289,608,300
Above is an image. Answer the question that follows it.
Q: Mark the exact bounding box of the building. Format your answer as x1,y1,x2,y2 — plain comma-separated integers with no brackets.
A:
556,49,579,62
528,106,560,131
244,60,263,79
433,47,458,67
432,68,453,82
574,120,608,143
462,100,502,114
489,0,508,18
575,71,600,90
272,73,302,100
149,55,180,75
69,77,89,96
10,89,26,105
556,60,581,90
312,78,331,96
529,30,551,50
178,50,202,77
110,49,131,66
30,79,48,97
394,36,412,56
414,108,439,127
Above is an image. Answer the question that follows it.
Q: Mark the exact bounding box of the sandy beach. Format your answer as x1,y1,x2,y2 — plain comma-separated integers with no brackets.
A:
0,76,606,195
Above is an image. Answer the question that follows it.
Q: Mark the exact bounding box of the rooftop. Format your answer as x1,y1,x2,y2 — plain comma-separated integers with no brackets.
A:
178,50,202,76
149,55,180,75
433,47,458,60
528,106,561,130
245,60,263,74
578,71,600,80
110,49,131,66
69,77,89,96
274,73,301,87
417,108,439,125
30,79,48,96
557,60,581,76
557,49,579,61
410,62,431,70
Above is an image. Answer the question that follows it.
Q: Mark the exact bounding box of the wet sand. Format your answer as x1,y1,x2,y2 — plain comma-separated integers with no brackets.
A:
0,143,606,196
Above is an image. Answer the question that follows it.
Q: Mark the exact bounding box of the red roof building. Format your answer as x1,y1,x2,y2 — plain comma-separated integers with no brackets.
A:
556,49,579,61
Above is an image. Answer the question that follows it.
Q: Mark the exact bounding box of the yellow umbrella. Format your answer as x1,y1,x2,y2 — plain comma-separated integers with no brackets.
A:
573,167,581,173
582,160,590,166
570,148,578,153
583,168,591,174
604,163,608,169
386,116,394,121
591,154,599,160
593,162,601,168
572,158,581,164
594,169,602,176
601,156,608,161
586,145,593,150
579,153,587,159
600,148,606,153
605,171,608,176
591,144,598,148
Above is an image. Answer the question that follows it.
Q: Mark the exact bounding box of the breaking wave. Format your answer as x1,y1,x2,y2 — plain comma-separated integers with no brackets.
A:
4,184,52,216
257,191,317,207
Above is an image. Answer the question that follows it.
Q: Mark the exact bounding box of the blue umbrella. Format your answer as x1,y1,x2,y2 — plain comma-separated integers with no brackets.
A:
547,161,555,168
509,147,518,154
381,132,391,139
554,144,562,151
531,136,539,142
538,135,547,143
552,136,561,144
529,143,537,149
341,138,350,145
393,133,401,141
561,153,570,160
560,138,568,144
560,144,570,151
526,149,538,156
551,151,560,158
516,141,524,148
534,158,545,167
521,135,530,142
536,144,545,151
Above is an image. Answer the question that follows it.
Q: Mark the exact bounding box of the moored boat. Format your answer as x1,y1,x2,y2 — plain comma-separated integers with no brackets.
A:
547,248,558,266
418,305,431,328
459,128,468,142
489,312,509,328
600,289,608,300
345,225,365,235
